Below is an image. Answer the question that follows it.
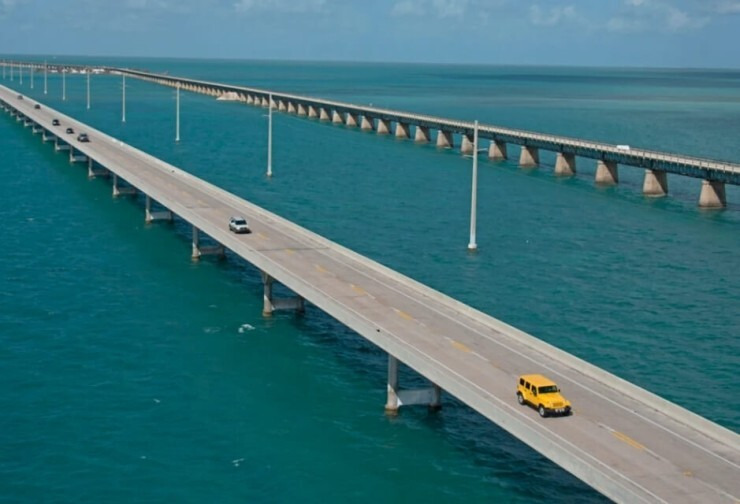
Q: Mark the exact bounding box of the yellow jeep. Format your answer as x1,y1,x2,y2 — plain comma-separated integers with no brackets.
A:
517,374,572,417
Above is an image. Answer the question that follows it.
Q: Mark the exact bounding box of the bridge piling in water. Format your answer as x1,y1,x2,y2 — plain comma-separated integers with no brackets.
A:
555,152,576,176
595,160,619,185
346,112,358,127
488,140,507,161
87,158,109,178
519,145,539,168
331,109,344,124
360,115,373,131
436,129,453,148
461,133,474,155
112,173,137,197
643,169,668,197
191,227,224,260
698,180,726,208
261,272,305,316
384,355,442,415
377,118,391,134
395,121,410,139
145,195,173,223
415,125,430,143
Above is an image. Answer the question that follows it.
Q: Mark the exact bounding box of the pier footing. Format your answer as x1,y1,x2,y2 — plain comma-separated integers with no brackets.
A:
698,180,726,209
555,152,576,176
261,272,305,316
384,355,442,415
643,169,668,197
595,161,619,185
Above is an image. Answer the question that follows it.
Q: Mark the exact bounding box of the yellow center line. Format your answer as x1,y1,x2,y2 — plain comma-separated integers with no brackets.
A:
683,470,693,477
350,284,366,295
451,340,472,353
394,309,414,321
611,431,645,451
256,232,268,240
283,248,295,255
315,264,328,274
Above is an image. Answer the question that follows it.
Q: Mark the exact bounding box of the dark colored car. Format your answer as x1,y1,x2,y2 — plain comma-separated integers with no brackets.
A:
52,119,60,126
77,133,90,143
34,104,40,110
16,94,22,100
66,127,74,134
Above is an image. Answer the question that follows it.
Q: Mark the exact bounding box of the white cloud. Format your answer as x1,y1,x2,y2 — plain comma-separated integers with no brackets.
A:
234,0,327,14
715,1,740,13
608,0,709,32
391,0,512,19
529,5,577,26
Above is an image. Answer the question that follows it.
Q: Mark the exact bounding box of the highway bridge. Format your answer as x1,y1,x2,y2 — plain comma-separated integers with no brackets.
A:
2,84,739,503
116,67,740,209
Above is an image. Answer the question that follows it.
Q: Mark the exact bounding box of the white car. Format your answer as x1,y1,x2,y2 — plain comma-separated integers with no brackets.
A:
228,216,251,234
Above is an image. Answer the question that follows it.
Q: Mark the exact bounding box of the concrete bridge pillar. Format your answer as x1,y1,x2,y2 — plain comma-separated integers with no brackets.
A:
361,115,374,131
698,180,726,209
69,147,88,164
461,134,474,155
112,173,137,197
319,108,330,121
238,93,247,103
642,169,668,197
297,104,307,116
384,355,442,415
145,195,173,223
191,227,224,260
308,105,319,118
261,272,305,317
395,122,410,139
332,110,344,124
270,97,278,109
287,101,297,114
436,129,454,148
54,137,70,152
346,112,358,127
415,126,430,143
555,152,576,176
41,131,55,143
377,118,391,135
489,140,507,161
247,94,254,105
519,146,539,168
87,158,109,179
278,100,287,112
261,96,269,108
595,160,619,185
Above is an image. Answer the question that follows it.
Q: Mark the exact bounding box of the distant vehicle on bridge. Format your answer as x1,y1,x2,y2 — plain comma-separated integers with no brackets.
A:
77,133,90,143
229,216,251,234
65,127,74,134
517,374,572,417
52,119,60,126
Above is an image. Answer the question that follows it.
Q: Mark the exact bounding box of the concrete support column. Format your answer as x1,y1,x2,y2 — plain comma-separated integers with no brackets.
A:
69,148,88,164
278,100,287,112
261,96,269,108
489,140,507,161
415,126,430,143
461,134,474,155
308,106,318,118
247,95,254,105
332,110,344,124
519,145,539,168
54,137,70,152
384,354,443,415
191,227,224,260
346,113,358,127
436,129,453,149
595,160,619,185
377,118,391,135
287,102,297,114
261,271,305,317
145,195,173,222
643,169,668,197
361,115,374,131
698,180,727,209
554,152,576,176
385,354,400,414
112,174,136,197
297,104,307,117
87,158,108,179
270,97,277,109
395,122,410,139
319,108,330,121
238,93,247,103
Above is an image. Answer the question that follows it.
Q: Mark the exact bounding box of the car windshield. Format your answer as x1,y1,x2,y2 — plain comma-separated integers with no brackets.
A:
538,385,559,394
234,219,246,225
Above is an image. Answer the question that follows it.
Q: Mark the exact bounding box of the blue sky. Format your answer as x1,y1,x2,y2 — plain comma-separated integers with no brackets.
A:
1,0,739,68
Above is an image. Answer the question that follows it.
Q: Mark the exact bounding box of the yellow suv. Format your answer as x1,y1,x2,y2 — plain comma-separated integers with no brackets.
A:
517,374,571,417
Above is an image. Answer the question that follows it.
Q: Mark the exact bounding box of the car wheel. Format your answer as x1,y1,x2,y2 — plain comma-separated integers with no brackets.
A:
517,392,525,405
538,405,547,418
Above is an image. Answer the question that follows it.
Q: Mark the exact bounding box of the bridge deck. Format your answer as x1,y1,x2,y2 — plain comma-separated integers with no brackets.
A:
2,85,738,503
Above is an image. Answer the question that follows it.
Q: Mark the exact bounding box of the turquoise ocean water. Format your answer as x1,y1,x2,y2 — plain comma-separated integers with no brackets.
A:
1,57,738,502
